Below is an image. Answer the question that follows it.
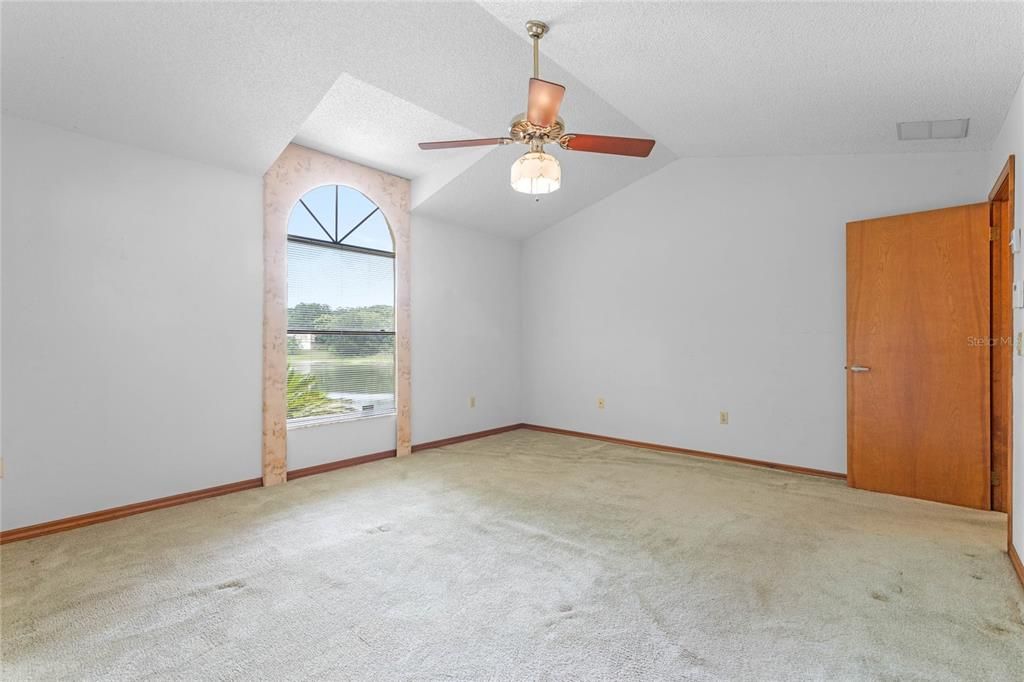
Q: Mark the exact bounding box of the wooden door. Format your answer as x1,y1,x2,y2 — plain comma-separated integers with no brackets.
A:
847,203,991,509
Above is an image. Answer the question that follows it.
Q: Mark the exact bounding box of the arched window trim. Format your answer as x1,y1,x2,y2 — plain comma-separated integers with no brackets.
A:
263,144,413,486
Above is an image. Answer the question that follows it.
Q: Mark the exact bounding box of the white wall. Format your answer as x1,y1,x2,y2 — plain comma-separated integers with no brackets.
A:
521,151,991,475
4,109,1015,536
989,71,1024,553
2,117,524,529
410,216,522,443
2,116,264,529
286,415,396,471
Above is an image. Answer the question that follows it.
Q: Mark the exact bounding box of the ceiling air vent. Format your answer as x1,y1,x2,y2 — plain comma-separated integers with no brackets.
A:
897,118,969,141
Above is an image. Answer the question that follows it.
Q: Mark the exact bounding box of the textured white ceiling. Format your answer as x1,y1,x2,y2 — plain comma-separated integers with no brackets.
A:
481,1,1024,157
3,2,1023,238
0,2,349,174
292,73,492,195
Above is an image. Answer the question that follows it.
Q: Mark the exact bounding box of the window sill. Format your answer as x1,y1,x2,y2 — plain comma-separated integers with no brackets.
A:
287,412,397,431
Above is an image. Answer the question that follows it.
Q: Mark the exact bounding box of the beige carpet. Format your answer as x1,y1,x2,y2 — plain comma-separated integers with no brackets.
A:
2,430,1022,681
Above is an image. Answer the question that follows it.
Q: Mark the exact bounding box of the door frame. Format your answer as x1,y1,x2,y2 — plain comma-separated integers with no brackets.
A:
989,155,1014,550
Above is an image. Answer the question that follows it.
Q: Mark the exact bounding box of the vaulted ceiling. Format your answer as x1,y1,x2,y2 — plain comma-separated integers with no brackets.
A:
3,2,1022,238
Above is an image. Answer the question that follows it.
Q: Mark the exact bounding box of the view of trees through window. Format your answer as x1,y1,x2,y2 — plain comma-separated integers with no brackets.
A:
286,303,395,420
286,185,395,423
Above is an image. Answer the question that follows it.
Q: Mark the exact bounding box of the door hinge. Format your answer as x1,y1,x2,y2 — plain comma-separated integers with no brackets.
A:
992,469,1001,486
990,225,1000,242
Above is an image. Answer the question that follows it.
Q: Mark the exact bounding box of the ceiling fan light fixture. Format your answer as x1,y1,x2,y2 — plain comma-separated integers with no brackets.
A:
418,18,657,188
510,150,561,194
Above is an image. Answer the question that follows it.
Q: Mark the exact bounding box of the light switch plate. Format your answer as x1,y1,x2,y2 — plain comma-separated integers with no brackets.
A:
1014,281,1024,309
1011,228,1021,253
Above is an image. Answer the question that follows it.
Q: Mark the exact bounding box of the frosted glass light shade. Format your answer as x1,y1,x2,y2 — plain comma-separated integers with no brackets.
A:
510,151,561,194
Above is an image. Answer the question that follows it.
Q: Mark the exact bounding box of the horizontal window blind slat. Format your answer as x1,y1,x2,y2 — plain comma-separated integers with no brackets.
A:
287,329,395,336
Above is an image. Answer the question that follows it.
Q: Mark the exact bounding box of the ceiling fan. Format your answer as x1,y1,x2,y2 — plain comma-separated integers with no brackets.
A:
418,20,656,195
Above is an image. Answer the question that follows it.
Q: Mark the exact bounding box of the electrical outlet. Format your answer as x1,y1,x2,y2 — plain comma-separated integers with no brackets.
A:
597,397,606,409
719,411,729,425
469,396,476,408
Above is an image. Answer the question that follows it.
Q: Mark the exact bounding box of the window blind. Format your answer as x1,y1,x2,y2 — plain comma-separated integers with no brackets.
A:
286,239,395,423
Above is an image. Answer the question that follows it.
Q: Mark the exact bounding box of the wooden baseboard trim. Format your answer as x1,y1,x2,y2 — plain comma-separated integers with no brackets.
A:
286,449,396,481
0,424,526,544
1010,542,1024,590
520,424,847,481
411,423,526,452
0,477,263,545
288,424,524,480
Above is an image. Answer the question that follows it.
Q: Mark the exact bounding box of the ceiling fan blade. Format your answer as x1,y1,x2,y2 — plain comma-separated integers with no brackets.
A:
559,134,656,158
418,138,511,150
527,78,566,128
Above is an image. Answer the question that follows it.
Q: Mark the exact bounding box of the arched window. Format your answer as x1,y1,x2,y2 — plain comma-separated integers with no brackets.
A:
286,185,395,425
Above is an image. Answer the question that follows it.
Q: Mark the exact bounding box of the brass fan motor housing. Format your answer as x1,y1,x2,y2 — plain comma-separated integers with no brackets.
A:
508,113,566,148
